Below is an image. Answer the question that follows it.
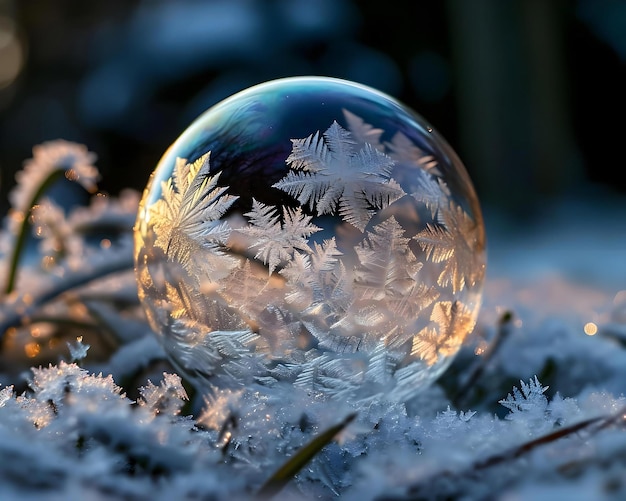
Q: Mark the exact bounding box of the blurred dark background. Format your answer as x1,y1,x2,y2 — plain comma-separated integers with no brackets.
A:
0,0,625,217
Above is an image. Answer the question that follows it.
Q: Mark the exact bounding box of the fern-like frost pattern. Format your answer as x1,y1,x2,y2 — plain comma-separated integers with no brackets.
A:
149,153,239,279
273,121,405,231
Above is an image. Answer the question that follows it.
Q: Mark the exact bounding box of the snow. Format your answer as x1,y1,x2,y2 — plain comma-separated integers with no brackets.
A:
2,145,626,499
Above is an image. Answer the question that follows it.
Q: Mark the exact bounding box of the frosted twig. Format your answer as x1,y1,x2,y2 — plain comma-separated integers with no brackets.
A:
379,406,626,501
3,169,65,294
3,141,99,294
0,255,133,338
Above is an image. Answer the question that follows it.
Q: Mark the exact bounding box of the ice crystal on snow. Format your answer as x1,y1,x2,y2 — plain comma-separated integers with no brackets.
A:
67,336,90,361
499,376,549,416
139,373,188,416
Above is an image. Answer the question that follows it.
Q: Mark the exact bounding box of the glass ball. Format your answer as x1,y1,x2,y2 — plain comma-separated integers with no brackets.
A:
134,76,486,404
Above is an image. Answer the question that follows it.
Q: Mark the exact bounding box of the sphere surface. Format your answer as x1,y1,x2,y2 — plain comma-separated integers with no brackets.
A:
134,76,486,403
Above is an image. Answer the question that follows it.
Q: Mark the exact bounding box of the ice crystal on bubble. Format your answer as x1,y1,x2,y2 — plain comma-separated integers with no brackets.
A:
134,76,486,406
274,120,403,231
240,199,321,273
149,153,238,276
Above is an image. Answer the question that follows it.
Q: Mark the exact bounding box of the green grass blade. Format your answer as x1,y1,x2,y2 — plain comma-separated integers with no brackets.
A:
257,412,357,499
4,169,65,295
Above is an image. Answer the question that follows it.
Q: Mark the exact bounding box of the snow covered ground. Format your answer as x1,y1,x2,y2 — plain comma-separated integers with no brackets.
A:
1,177,626,500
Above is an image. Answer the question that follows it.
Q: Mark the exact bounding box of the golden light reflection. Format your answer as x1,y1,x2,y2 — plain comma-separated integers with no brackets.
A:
65,168,79,182
583,322,598,336
199,280,220,294
30,322,55,340
9,209,24,225
24,341,41,358
70,302,88,318
219,430,232,447
3,327,17,350
42,255,57,270
29,206,39,223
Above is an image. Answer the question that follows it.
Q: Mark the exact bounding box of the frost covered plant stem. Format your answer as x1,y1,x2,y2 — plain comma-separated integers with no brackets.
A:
472,407,626,471
3,141,99,294
0,250,133,335
391,405,626,501
4,168,64,295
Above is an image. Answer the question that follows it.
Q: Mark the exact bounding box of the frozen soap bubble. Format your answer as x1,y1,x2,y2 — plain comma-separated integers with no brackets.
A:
134,76,486,405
